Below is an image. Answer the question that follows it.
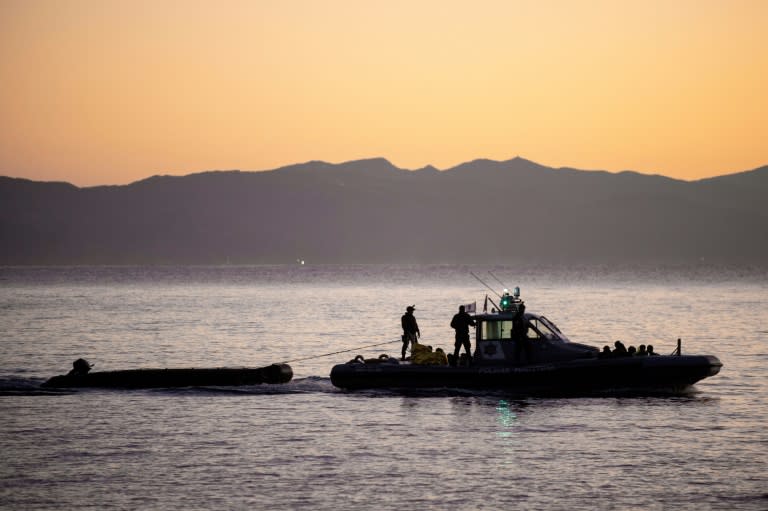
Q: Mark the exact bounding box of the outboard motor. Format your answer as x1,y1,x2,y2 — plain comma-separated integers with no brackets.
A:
68,358,93,376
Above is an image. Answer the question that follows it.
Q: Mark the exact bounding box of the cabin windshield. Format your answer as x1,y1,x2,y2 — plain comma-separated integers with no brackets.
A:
539,316,562,334
481,320,513,340
478,315,565,342
527,317,557,340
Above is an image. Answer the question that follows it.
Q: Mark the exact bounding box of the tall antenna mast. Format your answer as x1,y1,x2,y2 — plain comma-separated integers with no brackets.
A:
488,270,507,289
470,271,502,298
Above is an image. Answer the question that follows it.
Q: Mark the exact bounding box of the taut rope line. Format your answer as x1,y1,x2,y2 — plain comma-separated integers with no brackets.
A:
280,339,400,364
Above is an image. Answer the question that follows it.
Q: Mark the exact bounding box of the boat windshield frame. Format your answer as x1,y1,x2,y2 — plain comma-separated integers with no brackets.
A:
473,311,570,343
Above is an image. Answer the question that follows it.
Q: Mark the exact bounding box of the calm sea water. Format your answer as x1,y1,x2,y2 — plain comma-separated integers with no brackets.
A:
1,265,767,510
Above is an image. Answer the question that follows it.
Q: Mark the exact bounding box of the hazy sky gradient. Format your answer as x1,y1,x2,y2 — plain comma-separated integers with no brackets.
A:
1,0,766,186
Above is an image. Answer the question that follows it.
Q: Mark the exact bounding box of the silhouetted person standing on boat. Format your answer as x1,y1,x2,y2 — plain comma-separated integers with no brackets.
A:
511,303,528,340
401,305,420,360
511,304,530,362
450,305,475,365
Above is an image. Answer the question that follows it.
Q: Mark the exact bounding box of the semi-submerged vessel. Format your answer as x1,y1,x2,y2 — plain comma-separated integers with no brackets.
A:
42,359,293,389
330,289,722,394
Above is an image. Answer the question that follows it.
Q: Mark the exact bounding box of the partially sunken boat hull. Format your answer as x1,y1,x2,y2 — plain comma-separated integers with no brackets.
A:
42,363,293,389
330,356,722,394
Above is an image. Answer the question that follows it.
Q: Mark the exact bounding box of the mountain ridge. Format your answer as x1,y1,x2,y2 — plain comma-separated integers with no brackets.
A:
8,156,768,189
1,157,766,265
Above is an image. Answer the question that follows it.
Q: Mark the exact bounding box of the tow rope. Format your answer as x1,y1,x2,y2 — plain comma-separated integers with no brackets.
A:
280,339,400,364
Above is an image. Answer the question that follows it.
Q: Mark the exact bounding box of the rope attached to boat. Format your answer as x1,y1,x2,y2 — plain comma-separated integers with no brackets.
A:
280,339,400,364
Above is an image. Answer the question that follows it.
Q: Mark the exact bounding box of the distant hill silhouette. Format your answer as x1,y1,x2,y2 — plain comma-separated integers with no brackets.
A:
2,157,767,265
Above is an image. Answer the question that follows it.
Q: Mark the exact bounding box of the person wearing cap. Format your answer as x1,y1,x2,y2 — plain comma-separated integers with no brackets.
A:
401,305,420,360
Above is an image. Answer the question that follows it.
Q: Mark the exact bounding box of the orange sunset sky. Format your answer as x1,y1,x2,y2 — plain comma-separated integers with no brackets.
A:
1,0,766,186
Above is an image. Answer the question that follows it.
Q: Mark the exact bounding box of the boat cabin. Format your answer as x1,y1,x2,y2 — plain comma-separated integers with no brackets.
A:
471,291,597,365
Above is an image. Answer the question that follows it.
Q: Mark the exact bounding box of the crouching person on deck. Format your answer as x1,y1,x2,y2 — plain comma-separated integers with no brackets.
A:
68,358,92,376
411,343,448,365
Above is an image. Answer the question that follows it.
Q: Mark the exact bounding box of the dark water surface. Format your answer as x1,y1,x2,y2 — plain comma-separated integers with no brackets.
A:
1,265,767,510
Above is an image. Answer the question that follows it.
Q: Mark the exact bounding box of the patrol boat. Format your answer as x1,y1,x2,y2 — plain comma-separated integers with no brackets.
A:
330,289,722,394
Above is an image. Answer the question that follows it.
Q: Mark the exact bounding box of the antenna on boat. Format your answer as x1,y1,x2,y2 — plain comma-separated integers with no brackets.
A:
488,270,507,289
470,271,502,298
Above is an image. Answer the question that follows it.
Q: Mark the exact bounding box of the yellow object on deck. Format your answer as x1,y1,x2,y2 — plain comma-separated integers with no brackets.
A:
411,343,449,366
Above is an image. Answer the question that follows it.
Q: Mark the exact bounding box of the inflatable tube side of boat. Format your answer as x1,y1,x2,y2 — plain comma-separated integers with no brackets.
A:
261,363,293,384
41,363,293,388
40,374,69,388
329,354,723,391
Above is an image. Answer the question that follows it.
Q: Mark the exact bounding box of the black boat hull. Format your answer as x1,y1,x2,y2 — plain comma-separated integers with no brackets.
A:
42,363,293,389
330,356,722,394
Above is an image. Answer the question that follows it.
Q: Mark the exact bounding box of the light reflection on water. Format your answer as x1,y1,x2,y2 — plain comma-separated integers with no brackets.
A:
495,399,518,438
0,265,767,510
